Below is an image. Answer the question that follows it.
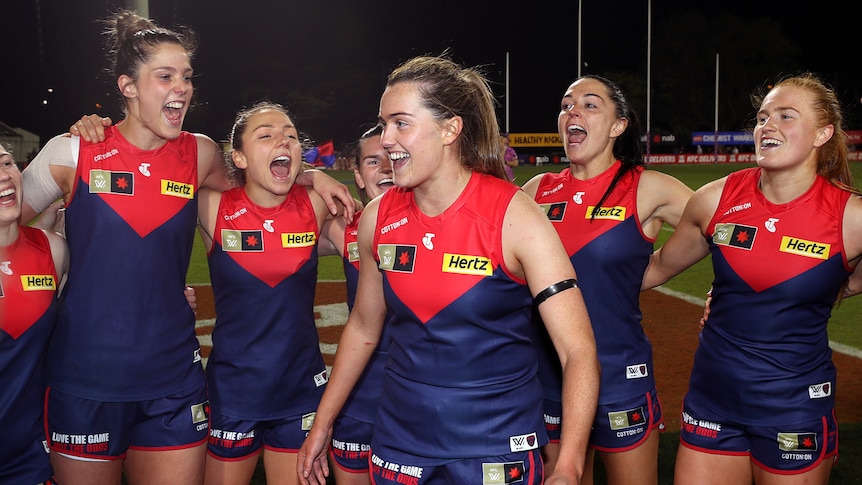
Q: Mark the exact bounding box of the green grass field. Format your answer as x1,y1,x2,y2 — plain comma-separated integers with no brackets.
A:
187,161,862,351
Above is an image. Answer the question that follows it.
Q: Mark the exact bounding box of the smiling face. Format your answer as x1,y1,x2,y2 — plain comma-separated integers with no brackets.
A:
557,77,627,167
754,84,831,172
378,82,452,189
119,42,194,147
0,146,22,227
354,133,394,201
232,108,303,206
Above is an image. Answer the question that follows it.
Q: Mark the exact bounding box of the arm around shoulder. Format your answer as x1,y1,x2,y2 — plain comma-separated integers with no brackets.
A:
21,134,77,223
307,186,350,257
641,178,723,290
638,169,695,232
195,133,233,192
296,168,356,222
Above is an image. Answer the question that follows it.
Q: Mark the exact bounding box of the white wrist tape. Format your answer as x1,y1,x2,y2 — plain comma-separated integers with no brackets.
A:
22,135,78,213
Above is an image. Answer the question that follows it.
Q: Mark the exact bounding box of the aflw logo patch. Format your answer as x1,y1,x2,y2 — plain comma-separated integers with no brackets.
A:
160,179,194,199
89,169,134,195
378,244,416,273
482,461,525,484
222,230,264,252
713,223,756,249
608,407,646,430
21,275,56,291
281,232,316,248
779,236,830,260
778,432,817,452
541,202,566,221
587,205,626,221
442,253,492,276
808,381,832,399
508,432,538,452
626,363,648,379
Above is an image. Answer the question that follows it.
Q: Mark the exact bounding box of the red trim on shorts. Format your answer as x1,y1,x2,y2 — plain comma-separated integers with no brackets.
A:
592,391,666,453
129,435,207,453
678,438,748,457
328,447,370,473
527,449,539,485
206,446,262,463
750,414,838,476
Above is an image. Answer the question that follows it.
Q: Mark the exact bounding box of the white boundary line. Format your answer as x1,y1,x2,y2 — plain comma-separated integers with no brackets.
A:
652,286,862,359
651,285,707,306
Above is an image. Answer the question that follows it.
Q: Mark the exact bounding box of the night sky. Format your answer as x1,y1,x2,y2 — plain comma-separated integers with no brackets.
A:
5,0,861,151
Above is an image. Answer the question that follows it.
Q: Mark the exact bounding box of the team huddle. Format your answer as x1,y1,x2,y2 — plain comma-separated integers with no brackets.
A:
2,8,861,485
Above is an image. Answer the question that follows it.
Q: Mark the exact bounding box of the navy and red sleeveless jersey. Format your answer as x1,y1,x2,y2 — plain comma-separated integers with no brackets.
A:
370,172,546,464
206,185,326,420
46,126,203,401
690,168,852,425
0,226,57,483
532,162,656,405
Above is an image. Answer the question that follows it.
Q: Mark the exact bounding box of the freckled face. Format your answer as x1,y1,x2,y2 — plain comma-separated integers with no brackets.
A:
754,85,824,171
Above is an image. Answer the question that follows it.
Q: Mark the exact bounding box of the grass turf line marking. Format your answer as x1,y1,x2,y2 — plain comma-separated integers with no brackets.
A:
652,286,862,359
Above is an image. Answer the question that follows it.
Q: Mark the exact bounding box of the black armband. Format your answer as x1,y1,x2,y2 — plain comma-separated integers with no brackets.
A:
533,278,578,306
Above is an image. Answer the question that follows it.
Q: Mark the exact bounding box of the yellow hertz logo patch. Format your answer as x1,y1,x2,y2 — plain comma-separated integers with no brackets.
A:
442,253,492,276
281,232,317,248
586,205,626,221
21,275,56,291
779,236,830,260
160,179,194,199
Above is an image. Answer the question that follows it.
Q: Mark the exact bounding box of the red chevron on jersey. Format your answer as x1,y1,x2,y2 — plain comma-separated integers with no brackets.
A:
374,173,515,324
714,223,835,292
709,169,850,292
0,227,57,339
378,238,493,323
213,186,319,288
534,162,645,256
75,126,198,238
